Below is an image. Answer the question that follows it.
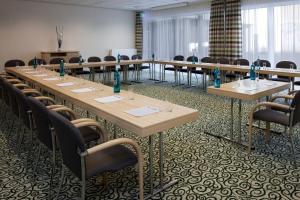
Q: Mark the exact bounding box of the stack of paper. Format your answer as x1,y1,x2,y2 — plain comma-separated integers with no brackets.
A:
125,106,160,117
56,82,75,87
94,96,123,104
71,88,96,93
33,74,48,77
43,77,59,81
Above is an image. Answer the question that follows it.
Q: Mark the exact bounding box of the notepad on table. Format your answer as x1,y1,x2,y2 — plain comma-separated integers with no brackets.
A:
56,82,75,87
125,106,160,117
43,77,59,81
94,96,123,104
33,74,48,77
71,88,96,93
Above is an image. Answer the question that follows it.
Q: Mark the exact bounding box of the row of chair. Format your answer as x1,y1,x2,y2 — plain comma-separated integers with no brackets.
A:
0,73,144,199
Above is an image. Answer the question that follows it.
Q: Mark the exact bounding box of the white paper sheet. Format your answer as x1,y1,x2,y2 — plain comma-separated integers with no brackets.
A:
33,74,48,77
20,68,33,71
56,82,75,87
237,86,257,91
25,71,39,74
94,96,123,104
71,87,96,93
125,106,160,117
43,77,59,81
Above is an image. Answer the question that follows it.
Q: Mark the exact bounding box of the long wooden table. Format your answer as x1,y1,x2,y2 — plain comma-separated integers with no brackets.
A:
207,79,290,147
6,67,198,198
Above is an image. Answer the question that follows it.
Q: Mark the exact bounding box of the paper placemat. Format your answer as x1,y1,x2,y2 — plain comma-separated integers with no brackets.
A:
71,87,96,93
33,74,48,77
237,86,257,91
125,106,160,117
94,96,123,104
43,77,59,81
25,71,39,74
56,82,75,87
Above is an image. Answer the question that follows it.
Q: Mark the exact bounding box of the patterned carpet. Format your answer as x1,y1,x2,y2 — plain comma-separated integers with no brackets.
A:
1,74,300,199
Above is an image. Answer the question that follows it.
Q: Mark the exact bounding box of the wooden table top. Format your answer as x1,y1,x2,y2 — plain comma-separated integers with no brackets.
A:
207,79,290,101
7,67,198,138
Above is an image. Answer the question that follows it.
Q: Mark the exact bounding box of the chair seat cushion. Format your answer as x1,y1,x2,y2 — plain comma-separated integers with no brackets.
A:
86,144,137,177
253,109,289,126
140,65,150,70
191,70,204,74
79,127,100,143
165,67,175,71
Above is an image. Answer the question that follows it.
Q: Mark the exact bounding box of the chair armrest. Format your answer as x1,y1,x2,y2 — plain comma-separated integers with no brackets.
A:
22,89,42,96
270,95,294,102
86,138,143,164
250,102,291,117
288,90,300,96
35,96,56,105
6,79,22,84
46,104,64,109
52,106,77,120
71,118,95,124
13,83,30,89
74,121,109,143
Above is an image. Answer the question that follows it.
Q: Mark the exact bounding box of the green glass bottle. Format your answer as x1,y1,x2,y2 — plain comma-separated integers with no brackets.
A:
33,57,37,69
250,63,256,80
59,60,65,77
213,67,221,88
113,66,120,93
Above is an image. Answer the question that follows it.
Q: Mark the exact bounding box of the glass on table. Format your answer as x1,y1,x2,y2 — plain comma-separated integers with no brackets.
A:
162,97,173,112
290,63,295,72
236,60,241,67
127,86,135,100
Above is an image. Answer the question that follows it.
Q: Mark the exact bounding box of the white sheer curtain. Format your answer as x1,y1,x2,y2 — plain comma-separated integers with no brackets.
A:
143,13,210,60
241,1,300,67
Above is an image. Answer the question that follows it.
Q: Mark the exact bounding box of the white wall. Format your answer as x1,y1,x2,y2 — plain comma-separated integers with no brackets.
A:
0,0,135,70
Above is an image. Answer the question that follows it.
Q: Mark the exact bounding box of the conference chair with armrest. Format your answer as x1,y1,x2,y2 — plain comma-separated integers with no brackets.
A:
103,55,116,83
88,56,102,82
132,54,149,80
48,110,144,200
272,61,297,90
28,58,47,66
5,59,25,68
248,90,300,167
186,56,202,86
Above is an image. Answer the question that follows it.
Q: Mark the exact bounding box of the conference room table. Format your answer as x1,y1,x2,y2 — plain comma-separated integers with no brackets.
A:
36,60,300,90
6,66,199,198
207,79,290,147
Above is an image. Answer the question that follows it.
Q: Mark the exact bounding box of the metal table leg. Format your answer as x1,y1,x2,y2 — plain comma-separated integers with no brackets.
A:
145,133,179,199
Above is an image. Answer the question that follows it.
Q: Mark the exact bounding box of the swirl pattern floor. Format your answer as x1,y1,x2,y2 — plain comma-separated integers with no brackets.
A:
1,80,300,199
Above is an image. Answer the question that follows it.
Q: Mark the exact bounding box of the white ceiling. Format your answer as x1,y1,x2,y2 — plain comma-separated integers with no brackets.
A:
19,0,208,11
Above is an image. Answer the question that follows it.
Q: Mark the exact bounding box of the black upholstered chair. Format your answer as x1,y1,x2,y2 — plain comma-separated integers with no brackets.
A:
165,55,185,84
272,61,297,82
48,110,144,200
187,56,202,85
248,91,300,166
233,58,249,66
5,59,25,68
120,55,130,71
28,58,47,66
50,58,64,64
201,57,217,64
132,54,149,70
69,57,90,76
88,56,102,74
104,55,116,71
218,57,230,64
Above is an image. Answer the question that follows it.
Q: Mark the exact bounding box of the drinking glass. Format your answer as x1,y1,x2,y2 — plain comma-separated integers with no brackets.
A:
128,86,135,100
290,63,294,72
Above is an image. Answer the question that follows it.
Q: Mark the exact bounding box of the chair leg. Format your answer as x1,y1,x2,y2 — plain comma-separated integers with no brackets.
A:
248,117,254,154
32,144,42,180
265,122,270,143
289,127,297,167
81,178,86,200
137,160,144,200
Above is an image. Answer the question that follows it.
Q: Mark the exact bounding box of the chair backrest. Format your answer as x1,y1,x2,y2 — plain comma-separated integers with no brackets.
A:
5,59,25,68
27,97,54,150
4,81,19,116
174,55,184,61
276,61,296,79
50,58,64,64
201,57,216,63
48,110,86,178
132,55,142,60
187,56,198,63
104,56,116,62
13,86,31,128
234,58,249,66
254,59,271,67
28,58,47,66
88,56,101,62
120,55,129,60
69,57,81,63
218,57,230,64
291,91,300,126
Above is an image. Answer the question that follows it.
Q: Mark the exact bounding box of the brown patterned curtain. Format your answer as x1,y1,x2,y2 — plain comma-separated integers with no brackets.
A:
209,0,242,61
135,12,143,56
